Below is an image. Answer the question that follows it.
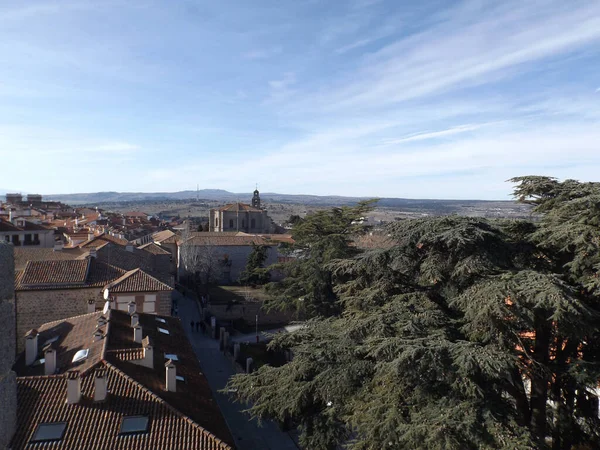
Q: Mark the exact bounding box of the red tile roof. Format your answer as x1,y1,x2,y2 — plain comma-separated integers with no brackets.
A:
138,242,171,255
103,268,172,293
215,203,262,212
20,260,90,287
11,309,234,449
13,247,86,271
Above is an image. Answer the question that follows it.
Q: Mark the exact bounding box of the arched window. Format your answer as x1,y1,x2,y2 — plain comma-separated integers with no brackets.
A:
229,219,234,228
251,218,256,228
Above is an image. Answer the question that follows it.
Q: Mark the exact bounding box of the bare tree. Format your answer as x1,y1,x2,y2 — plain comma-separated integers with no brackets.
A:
178,228,225,290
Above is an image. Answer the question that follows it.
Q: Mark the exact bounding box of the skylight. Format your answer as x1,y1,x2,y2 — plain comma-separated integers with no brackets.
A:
33,358,46,367
176,375,185,382
157,328,169,335
31,422,67,442
155,317,166,323
164,354,178,361
72,348,89,363
119,416,149,434
43,335,59,346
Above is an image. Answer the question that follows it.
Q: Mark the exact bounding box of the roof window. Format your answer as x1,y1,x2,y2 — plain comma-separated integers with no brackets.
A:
164,354,178,361
157,328,169,335
155,317,166,323
176,375,185,382
119,415,149,434
32,358,46,367
31,422,67,442
72,348,89,363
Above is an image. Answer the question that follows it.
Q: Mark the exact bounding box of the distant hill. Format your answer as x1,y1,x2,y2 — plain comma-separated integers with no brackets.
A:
43,190,524,210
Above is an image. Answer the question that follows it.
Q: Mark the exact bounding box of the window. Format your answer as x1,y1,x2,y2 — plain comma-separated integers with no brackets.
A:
72,348,89,363
155,317,166,323
229,219,234,228
119,416,149,434
251,218,256,228
176,375,185,382
143,300,155,313
34,233,39,241
4,236,8,242
31,422,67,442
164,354,178,361
44,335,60,346
216,217,219,227
158,328,169,335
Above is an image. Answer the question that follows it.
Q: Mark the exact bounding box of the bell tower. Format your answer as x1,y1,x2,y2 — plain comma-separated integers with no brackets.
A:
252,186,261,209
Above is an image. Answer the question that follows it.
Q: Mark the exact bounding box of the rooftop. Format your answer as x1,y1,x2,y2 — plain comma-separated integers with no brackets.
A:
215,203,262,213
11,309,234,449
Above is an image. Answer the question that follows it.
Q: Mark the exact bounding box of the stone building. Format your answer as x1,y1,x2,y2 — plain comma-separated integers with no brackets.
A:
0,242,17,449
209,189,274,233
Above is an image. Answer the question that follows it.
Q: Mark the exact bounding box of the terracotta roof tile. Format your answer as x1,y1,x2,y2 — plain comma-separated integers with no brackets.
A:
104,268,172,293
215,203,262,212
138,242,171,255
20,260,90,287
13,247,86,271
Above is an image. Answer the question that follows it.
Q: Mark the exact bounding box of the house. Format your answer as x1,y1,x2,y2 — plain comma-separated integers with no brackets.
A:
13,256,173,352
0,217,55,248
10,307,234,449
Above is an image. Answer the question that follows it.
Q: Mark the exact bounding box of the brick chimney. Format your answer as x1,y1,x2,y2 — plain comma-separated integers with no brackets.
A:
66,371,81,404
25,329,39,366
165,359,176,392
44,344,56,375
133,325,142,343
94,367,107,402
131,313,139,327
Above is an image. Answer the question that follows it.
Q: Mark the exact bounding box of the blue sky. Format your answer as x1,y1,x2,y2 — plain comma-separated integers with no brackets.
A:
1,0,599,199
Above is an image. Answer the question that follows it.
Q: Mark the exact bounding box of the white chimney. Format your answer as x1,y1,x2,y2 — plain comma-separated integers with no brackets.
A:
131,313,139,327
44,345,57,375
9,209,13,222
66,371,81,404
127,301,136,315
165,359,176,392
88,233,94,241
139,336,153,368
25,329,39,366
53,240,63,252
88,248,97,259
94,368,107,402
133,325,142,343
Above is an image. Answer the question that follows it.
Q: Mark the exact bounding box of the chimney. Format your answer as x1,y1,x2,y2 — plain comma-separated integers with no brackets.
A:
8,209,13,222
133,325,142,343
127,301,136,315
131,313,139,327
44,345,57,375
93,329,104,342
165,359,176,392
125,243,134,253
66,371,81,404
25,329,39,366
87,233,94,241
94,367,107,402
141,336,154,368
88,248,97,259
53,240,63,252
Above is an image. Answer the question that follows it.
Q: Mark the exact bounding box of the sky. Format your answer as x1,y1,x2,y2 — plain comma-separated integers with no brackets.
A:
1,0,600,200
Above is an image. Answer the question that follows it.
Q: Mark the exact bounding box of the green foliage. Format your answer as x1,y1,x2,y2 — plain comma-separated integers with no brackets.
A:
265,200,377,318
226,179,600,449
240,244,271,285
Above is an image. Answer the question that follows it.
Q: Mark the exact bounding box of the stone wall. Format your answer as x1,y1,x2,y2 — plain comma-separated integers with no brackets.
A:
14,288,99,352
0,242,17,448
208,301,294,326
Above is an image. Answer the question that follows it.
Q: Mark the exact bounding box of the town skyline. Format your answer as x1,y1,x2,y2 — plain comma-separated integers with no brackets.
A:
1,0,600,199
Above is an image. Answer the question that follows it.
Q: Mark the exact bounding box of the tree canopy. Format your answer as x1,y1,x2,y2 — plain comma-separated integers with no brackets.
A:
239,244,271,286
227,177,600,450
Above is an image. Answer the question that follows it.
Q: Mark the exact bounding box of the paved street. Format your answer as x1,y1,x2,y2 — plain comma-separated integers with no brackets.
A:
177,293,299,450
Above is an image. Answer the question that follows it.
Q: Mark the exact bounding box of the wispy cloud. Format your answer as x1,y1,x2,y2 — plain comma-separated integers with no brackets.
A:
242,47,282,60
266,72,297,103
382,124,488,145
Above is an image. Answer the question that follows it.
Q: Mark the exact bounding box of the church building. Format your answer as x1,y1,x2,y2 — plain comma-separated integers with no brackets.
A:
209,189,274,233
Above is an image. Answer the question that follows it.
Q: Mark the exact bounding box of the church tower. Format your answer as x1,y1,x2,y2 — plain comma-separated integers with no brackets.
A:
252,187,261,209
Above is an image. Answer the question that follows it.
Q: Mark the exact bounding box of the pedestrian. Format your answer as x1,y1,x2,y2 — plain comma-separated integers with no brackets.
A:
196,321,200,332
190,320,194,332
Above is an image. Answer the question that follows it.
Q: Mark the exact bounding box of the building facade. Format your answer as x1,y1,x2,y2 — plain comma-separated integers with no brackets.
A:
209,189,274,233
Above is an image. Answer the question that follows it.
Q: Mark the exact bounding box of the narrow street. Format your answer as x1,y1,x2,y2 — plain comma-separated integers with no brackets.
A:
177,293,299,450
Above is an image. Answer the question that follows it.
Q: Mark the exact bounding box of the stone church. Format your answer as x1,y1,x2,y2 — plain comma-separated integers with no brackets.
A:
209,189,274,233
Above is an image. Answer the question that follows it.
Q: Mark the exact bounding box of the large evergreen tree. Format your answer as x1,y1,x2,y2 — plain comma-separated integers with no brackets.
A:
226,178,600,450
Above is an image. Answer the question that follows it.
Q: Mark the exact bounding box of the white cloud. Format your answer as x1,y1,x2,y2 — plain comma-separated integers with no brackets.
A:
382,124,488,145
242,47,282,60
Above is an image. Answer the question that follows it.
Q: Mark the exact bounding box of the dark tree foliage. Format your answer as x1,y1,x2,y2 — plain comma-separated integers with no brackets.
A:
264,200,377,318
240,244,271,285
227,177,600,450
